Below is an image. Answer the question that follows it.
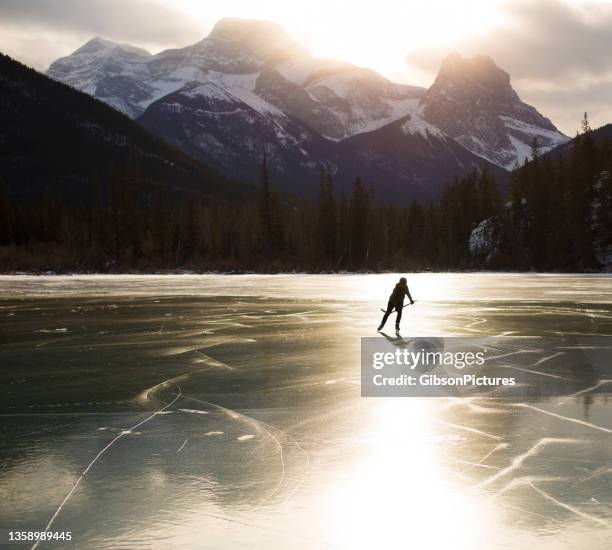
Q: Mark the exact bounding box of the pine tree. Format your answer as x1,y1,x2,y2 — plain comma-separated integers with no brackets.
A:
406,201,424,259
0,178,14,246
530,136,541,161
349,177,368,268
580,112,591,134
257,147,284,263
316,166,337,265
326,171,337,262
337,190,348,268
478,167,500,221
269,190,284,258
258,148,273,259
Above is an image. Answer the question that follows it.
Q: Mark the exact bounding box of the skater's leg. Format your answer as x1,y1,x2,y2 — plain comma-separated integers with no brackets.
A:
378,301,394,331
378,308,392,329
395,305,403,331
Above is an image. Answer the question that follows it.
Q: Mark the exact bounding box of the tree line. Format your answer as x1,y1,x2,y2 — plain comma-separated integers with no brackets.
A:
0,158,501,272
0,115,610,272
495,113,611,270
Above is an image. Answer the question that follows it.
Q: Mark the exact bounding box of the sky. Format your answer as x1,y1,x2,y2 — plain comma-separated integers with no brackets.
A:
1,0,611,135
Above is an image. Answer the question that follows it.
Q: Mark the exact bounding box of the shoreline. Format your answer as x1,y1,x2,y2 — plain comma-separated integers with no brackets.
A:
1,269,611,277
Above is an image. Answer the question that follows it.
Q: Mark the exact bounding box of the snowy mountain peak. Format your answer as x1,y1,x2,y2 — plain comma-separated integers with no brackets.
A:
208,18,293,47
421,53,568,169
72,36,151,58
437,53,511,92
189,18,304,66
73,36,114,54
48,36,153,116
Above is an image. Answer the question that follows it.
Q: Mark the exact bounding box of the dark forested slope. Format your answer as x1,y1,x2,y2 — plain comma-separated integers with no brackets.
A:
0,53,253,203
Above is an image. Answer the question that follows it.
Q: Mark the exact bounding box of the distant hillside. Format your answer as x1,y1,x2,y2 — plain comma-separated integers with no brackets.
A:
467,121,612,271
545,123,612,160
0,53,253,203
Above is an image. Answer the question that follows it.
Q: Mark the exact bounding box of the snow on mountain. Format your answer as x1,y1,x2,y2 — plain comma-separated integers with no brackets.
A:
421,53,568,169
400,107,445,139
332,114,508,202
136,75,505,200
46,19,568,196
47,37,152,117
47,19,298,118
137,80,334,193
268,59,424,139
47,18,426,138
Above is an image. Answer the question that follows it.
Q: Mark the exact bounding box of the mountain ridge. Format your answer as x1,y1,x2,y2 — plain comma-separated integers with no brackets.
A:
45,18,569,198
421,52,567,169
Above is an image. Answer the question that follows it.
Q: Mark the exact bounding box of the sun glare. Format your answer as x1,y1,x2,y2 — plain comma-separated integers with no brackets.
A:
326,399,499,549
169,0,507,83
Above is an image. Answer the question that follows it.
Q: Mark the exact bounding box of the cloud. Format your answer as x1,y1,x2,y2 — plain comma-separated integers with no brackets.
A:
406,0,612,134
0,0,203,68
408,0,612,80
1,0,611,134
0,0,202,45
518,78,612,136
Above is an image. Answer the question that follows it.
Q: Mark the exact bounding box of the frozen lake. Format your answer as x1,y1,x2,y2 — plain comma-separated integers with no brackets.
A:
1,273,612,549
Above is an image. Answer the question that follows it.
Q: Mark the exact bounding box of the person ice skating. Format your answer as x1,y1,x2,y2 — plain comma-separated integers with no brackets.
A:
378,277,414,333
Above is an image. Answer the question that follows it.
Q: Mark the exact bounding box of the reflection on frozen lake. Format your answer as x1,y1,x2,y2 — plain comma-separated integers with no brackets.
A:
1,274,612,549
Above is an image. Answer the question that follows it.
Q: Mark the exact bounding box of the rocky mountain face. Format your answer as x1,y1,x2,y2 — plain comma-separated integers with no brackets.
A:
333,114,509,201
47,18,568,198
255,60,424,140
421,53,567,169
137,81,334,194
48,18,421,135
47,37,153,117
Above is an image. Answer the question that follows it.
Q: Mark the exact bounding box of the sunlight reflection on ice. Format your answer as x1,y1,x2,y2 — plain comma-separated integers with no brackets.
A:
1,274,612,549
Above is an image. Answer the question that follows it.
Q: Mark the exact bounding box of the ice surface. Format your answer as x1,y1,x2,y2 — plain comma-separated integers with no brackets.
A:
1,272,611,302
1,274,612,549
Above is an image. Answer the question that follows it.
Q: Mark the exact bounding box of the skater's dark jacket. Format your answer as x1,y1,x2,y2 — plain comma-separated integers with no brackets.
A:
389,281,413,306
